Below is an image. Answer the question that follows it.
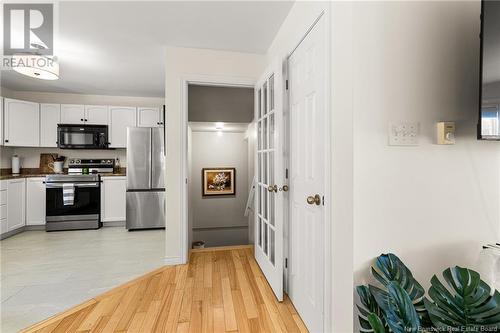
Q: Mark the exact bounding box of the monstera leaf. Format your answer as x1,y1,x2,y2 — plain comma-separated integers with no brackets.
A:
367,313,386,333
356,285,388,333
370,282,421,333
372,253,431,327
424,266,500,332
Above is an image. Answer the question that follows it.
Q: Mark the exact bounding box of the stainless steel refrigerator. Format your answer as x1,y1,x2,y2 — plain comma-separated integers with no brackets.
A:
126,127,165,230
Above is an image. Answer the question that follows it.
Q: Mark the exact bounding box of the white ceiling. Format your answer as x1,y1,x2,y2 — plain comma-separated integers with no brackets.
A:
1,1,293,97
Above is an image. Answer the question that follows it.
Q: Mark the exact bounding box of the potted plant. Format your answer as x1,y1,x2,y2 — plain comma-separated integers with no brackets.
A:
356,253,500,332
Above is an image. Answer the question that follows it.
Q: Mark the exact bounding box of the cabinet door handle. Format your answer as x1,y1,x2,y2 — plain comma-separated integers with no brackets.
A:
85,119,88,121
4,139,8,143
80,118,84,121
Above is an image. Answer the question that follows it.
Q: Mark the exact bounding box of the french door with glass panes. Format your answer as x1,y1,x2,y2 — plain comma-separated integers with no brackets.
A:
255,60,284,301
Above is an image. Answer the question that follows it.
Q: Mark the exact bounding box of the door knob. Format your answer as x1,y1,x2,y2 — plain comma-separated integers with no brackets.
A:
281,185,289,192
306,194,321,205
267,185,277,193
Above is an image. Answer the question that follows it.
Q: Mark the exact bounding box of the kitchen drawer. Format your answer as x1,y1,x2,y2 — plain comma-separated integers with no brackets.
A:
0,190,6,205
0,205,6,220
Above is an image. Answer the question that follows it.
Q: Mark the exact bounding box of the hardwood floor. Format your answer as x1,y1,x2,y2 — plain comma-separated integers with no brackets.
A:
20,246,308,333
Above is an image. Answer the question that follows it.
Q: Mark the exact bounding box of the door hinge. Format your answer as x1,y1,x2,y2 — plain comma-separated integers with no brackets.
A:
285,80,289,90
285,258,288,268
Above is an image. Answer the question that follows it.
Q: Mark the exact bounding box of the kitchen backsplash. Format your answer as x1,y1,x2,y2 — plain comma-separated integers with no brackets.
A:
0,146,126,169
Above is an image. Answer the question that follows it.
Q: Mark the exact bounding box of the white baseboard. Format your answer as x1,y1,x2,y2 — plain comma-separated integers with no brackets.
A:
164,256,183,266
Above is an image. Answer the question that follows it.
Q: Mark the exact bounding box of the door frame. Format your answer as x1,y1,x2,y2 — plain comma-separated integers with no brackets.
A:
179,74,256,264
284,10,333,332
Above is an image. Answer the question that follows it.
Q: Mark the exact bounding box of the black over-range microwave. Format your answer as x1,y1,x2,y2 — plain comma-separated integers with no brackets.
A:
57,124,109,149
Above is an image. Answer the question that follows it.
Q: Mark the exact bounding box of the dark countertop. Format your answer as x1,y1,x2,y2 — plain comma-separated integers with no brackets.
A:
0,172,126,181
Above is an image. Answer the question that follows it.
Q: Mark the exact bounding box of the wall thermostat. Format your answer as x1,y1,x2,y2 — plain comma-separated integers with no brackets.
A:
437,122,455,145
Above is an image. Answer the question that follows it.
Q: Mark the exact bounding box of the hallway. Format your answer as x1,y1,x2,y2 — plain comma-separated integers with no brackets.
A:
21,246,307,332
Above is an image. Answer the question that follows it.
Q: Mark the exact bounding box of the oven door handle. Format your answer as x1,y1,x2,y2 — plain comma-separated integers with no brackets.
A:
45,183,100,188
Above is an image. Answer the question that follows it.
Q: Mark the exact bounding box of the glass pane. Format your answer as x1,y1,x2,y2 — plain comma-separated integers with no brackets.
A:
263,82,268,115
264,224,268,255
269,75,274,111
270,228,275,265
258,217,262,247
263,152,268,185
258,185,262,215
263,117,268,149
258,121,262,150
264,187,268,220
258,152,262,183
269,113,274,149
258,89,262,118
269,152,275,226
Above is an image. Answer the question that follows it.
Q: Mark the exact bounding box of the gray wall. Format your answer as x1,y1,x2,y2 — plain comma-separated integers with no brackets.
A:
188,85,254,123
189,130,249,247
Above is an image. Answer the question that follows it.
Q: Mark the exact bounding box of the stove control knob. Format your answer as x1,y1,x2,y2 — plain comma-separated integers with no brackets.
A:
76,159,81,164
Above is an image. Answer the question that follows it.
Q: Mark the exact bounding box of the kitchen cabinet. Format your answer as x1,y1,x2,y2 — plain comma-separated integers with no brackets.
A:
0,180,7,235
26,178,46,226
4,98,40,147
84,105,109,125
61,104,85,124
109,106,136,148
101,176,126,222
7,178,26,232
61,104,109,125
138,107,163,127
40,103,61,147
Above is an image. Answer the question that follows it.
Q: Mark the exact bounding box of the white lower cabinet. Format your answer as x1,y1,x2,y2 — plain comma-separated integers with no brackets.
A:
26,178,46,225
7,178,26,232
101,177,126,222
0,180,7,234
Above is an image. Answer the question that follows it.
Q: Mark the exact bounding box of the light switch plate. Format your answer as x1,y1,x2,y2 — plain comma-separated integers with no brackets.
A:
388,122,419,146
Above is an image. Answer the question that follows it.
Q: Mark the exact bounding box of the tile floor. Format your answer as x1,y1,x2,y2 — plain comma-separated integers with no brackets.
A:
0,227,166,333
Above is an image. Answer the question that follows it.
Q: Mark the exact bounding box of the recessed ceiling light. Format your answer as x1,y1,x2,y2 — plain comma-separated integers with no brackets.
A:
12,54,59,80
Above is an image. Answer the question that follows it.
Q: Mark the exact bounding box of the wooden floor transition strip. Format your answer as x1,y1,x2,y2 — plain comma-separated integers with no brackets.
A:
20,246,308,333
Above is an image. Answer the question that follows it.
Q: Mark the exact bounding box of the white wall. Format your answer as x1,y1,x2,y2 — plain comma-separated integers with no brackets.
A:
190,130,249,247
352,0,500,287
9,147,126,169
0,147,14,169
164,46,265,263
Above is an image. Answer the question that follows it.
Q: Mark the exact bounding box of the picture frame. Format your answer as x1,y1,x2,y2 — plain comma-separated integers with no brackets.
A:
202,167,236,196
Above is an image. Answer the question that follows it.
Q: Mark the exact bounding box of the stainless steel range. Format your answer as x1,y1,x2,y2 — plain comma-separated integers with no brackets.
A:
45,174,101,231
68,158,115,174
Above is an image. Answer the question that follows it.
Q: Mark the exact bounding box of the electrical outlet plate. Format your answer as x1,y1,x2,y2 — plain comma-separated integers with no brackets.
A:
388,122,419,146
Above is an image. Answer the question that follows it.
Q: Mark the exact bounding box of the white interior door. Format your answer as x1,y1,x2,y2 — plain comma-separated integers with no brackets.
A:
255,60,284,301
288,15,327,332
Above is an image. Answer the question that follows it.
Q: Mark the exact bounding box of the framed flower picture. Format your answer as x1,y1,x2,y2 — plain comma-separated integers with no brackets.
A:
202,168,236,196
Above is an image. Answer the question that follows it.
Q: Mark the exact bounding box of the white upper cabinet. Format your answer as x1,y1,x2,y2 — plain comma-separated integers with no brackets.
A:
61,104,85,124
109,106,136,148
40,103,61,147
85,105,109,125
138,107,162,127
4,98,40,147
26,177,45,226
